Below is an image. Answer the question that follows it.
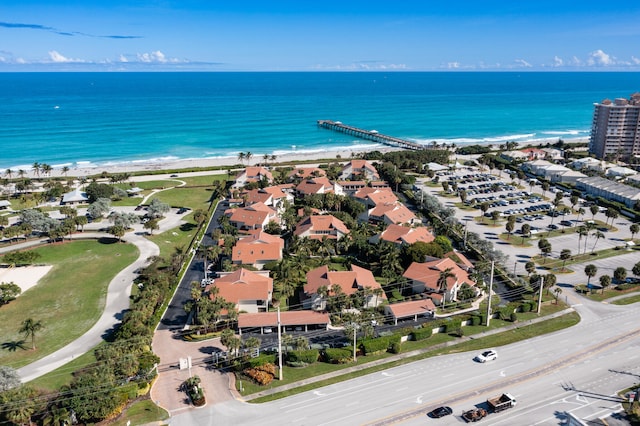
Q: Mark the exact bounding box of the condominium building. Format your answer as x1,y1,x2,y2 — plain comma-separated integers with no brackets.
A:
589,94,640,160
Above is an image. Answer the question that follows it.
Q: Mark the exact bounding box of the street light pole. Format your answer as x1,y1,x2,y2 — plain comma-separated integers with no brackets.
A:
537,276,544,314
486,261,494,327
353,325,357,362
277,307,283,380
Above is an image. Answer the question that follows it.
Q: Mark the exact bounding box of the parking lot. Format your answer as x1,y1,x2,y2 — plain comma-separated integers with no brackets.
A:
419,168,637,279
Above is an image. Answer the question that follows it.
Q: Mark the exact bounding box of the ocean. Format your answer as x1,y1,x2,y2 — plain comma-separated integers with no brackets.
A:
1,72,639,170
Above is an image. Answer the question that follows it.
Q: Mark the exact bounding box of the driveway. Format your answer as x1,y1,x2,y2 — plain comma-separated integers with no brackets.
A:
150,330,238,414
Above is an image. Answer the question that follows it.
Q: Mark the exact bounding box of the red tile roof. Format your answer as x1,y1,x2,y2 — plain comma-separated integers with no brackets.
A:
304,264,382,297
386,299,436,318
378,224,435,245
288,167,327,180
403,258,474,291
294,215,349,240
208,268,273,305
232,229,284,265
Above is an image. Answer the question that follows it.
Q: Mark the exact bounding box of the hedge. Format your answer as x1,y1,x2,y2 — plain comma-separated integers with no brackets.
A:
361,336,391,355
287,349,319,364
444,318,462,333
410,327,432,341
324,347,353,364
245,353,277,369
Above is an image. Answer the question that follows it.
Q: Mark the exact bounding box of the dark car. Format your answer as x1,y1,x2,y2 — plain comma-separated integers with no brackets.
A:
428,406,453,418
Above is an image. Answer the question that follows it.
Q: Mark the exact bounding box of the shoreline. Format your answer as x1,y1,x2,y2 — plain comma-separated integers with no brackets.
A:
8,136,588,180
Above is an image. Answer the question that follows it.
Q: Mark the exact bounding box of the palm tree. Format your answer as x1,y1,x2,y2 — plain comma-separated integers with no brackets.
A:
32,162,41,178
553,287,563,304
4,168,13,180
584,264,597,287
630,223,640,241
237,152,246,165
520,223,530,245
559,249,571,272
19,318,43,350
437,267,455,307
61,165,70,177
576,225,587,255
590,231,605,253
245,151,253,166
576,207,585,222
599,275,612,294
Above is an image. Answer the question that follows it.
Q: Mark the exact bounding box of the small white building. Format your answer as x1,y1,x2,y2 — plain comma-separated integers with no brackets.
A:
61,188,89,205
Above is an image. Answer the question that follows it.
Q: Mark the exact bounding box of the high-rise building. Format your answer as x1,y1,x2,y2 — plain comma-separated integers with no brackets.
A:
589,93,640,161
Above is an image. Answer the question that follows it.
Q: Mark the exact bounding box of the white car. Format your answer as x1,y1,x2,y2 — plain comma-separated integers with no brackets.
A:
475,350,498,363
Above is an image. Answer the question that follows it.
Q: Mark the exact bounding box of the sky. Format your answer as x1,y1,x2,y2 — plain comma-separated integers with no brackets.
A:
2,1,640,71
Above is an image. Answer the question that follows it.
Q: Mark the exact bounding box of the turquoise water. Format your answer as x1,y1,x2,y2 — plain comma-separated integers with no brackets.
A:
1,72,638,170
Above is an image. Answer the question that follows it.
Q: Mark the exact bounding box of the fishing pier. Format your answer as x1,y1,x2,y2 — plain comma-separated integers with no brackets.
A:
317,120,427,151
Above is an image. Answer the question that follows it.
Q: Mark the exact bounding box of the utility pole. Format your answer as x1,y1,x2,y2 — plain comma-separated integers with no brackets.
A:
353,325,357,362
277,307,283,381
537,276,544,314
486,261,494,327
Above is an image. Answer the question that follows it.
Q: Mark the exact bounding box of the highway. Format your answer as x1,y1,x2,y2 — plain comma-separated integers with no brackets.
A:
167,293,640,425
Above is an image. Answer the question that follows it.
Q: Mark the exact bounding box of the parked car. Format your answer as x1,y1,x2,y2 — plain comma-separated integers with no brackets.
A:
428,406,453,418
475,349,498,363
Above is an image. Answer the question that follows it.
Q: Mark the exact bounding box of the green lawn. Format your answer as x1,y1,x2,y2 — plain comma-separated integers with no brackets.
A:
147,221,199,260
0,240,139,368
533,246,640,269
611,294,640,305
111,399,169,426
147,186,214,210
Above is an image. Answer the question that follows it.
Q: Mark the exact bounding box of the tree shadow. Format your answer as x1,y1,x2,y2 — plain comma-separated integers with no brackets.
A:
180,223,197,232
97,236,119,245
2,340,27,351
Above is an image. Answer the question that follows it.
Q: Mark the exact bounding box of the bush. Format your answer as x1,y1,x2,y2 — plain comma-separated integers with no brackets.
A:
520,302,532,313
243,363,276,386
410,327,432,341
245,353,277,369
510,312,518,322
287,349,319,365
361,336,391,355
324,348,353,364
390,341,402,354
444,318,462,334
468,315,482,326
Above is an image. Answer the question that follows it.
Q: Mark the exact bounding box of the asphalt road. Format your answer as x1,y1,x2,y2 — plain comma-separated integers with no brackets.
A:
157,198,227,331
168,293,640,425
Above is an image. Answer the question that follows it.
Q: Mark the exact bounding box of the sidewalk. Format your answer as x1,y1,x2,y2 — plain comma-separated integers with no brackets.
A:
242,307,575,401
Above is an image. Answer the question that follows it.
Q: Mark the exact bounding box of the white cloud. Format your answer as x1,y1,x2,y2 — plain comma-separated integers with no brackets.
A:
137,51,168,63
632,56,640,65
118,54,129,63
447,62,460,69
48,50,84,63
553,56,563,67
514,59,532,68
588,49,614,66
570,56,582,66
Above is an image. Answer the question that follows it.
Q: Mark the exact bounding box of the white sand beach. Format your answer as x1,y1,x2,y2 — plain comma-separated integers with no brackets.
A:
22,136,589,180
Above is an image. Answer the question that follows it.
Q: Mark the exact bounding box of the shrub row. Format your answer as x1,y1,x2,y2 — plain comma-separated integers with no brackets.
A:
286,349,319,364
324,347,353,364
410,327,432,341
